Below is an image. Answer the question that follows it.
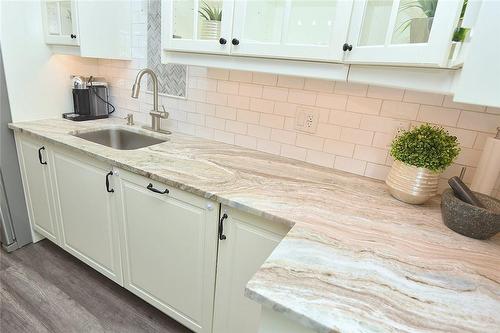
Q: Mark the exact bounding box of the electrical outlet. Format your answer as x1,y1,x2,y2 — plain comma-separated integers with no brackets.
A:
295,106,319,133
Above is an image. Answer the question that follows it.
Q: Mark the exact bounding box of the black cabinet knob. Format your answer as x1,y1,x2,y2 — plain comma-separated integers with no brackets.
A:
219,37,227,45
70,34,77,39
342,43,352,51
231,38,239,46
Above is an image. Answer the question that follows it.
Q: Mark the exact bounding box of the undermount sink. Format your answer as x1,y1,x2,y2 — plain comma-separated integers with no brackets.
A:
73,128,167,150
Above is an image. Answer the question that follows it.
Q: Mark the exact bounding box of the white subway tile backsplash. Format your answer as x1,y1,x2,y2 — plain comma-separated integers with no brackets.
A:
262,86,289,102
316,123,341,140
417,105,460,126
457,111,500,133
217,81,239,95
235,134,257,149
324,139,355,157
288,89,317,106
252,72,277,86
207,68,229,80
260,113,285,129
215,105,237,120
380,100,419,120
225,120,247,134
304,78,334,93
328,110,361,128
239,83,263,98
227,95,250,109
360,115,409,134
206,91,228,105
296,134,325,151
346,96,382,115
364,163,391,180
250,98,275,113
334,156,367,175
306,150,335,168
247,124,271,139
274,102,297,117
334,82,368,96
237,109,260,124
271,128,296,144
367,86,404,101
316,93,348,110
281,144,307,160
340,127,374,145
277,75,305,89
257,139,281,155
214,130,235,144
354,145,388,164
404,90,444,106
229,70,252,83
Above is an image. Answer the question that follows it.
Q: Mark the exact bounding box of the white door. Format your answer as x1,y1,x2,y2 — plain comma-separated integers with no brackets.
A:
344,0,463,66
116,169,218,333
41,0,80,45
213,206,290,333
51,148,122,284
163,0,234,54
231,0,353,61
15,135,59,243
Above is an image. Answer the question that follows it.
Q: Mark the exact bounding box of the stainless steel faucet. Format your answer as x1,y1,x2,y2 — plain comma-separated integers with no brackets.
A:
131,68,170,134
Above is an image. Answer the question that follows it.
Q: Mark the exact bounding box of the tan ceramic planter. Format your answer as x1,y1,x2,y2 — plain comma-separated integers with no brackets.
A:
200,20,220,40
386,160,440,204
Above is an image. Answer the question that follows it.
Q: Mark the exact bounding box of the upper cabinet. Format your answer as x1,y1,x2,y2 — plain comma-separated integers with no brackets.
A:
41,0,132,60
163,0,235,54
345,0,463,66
162,0,467,68
41,0,79,46
231,0,353,61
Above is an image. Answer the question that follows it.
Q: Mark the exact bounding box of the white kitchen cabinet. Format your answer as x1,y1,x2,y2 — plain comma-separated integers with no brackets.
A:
231,0,353,61
41,0,131,60
213,206,290,333
41,0,79,46
162,0,235,54
50,148,123,284
15,134,59,243
344,0,463,66
116,169,218,333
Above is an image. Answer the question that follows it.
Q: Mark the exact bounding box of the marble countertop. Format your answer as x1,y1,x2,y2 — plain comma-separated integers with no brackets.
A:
10,118,500,333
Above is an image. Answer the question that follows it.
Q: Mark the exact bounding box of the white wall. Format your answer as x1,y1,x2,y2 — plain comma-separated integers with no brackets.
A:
0,0,97,122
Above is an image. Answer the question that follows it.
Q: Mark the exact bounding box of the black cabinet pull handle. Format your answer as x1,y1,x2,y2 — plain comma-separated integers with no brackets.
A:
218,213,228,240
38,146,47,165
70,34,77,39
105,171,114,193
147,183,169,194
343,43,353,51
219,37,227,45
231,38,239,46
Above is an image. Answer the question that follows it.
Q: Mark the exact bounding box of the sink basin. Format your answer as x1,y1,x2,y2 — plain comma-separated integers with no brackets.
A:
74,128,167,150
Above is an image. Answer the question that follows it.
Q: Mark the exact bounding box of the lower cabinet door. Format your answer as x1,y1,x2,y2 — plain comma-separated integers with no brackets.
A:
213,206,290,333
116,169,218,333
15,135,58,243
51,148,122,284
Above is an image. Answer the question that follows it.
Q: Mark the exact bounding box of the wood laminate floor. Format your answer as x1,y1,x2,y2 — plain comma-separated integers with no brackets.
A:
0,240,192,333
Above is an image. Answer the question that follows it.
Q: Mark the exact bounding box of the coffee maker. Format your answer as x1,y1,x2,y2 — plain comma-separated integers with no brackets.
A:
63,76,115,121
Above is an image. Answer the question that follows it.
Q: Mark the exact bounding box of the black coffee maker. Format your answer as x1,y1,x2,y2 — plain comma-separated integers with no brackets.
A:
63,76,115,121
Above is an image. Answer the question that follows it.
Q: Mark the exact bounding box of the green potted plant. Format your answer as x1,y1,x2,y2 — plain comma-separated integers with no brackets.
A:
198,1,222,40
386,124,461,204
397,0,438,43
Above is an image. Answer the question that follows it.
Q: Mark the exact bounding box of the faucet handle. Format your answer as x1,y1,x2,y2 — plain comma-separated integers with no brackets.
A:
124,113,134,125
160,105,169,119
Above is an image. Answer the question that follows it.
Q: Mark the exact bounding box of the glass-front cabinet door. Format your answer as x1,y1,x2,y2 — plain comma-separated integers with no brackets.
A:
231,0,353,61
163,0,234,54
344,0,463,66
41,0,79,46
